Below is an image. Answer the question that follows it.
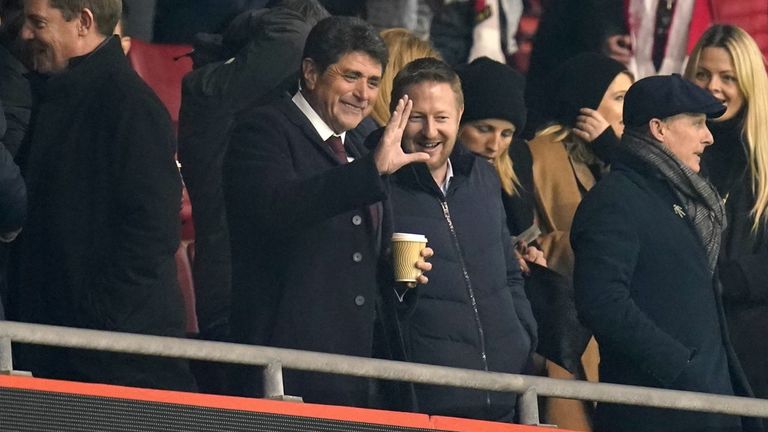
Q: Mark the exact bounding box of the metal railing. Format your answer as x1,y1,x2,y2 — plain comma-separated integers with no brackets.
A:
1,320,768,426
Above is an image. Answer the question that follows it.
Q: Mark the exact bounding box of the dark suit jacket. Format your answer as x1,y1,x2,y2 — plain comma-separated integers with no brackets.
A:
12,37,193,391
571,149,757,432
0,42,32,157
0,100,25,320
224,96,387,407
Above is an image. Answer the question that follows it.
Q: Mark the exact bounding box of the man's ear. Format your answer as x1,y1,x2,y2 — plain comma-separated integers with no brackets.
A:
302,58,319,92
78,8,95,36
120,36,132,55
649,118,666,142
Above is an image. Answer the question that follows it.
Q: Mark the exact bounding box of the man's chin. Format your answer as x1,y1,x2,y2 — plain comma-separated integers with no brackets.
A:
335,116,365,133
30,58,54,74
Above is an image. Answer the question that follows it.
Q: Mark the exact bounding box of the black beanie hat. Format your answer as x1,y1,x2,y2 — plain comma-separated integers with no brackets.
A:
543,52,629,128
456,57,527,136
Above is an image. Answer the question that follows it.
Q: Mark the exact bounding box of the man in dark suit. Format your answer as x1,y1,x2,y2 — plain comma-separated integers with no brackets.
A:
571,75,759,432
13,0,194,391
224,16,431,407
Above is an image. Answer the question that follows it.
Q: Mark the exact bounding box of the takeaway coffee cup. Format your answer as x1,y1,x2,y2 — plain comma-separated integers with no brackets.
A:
391,233,428,285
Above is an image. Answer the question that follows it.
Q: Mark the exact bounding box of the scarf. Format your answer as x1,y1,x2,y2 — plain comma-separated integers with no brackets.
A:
622,129,726,274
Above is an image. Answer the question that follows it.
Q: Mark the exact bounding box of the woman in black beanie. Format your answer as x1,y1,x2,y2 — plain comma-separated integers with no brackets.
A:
529,52,631,280
455,57,544,268
527,52,632,431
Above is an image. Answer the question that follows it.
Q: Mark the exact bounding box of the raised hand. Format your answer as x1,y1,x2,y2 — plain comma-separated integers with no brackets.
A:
374,95,430,175
603,34,632,65
573,107,611,143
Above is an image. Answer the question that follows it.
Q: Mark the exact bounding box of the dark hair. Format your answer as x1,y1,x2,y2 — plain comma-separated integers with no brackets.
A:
49,0,121,37
693,24,738,50
624,123,651,138
301,16,387,83
267,0,329,22
390,57,463,112
0,0,24,41
0,0,21,17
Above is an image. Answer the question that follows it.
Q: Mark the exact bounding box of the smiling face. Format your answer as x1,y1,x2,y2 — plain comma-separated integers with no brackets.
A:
401,81,464,185
302,51,382,134
596,72,633,137
21,0,81,73
459,118,515,160
690,47,745,122
653,113,714,172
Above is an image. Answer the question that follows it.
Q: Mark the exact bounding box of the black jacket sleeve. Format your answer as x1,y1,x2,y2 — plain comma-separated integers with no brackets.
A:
571,184,693,387
101,92,182,329
0,102,25,238
576,0,628,51
719,243,768,301
505,216,538,351
182,7,317,113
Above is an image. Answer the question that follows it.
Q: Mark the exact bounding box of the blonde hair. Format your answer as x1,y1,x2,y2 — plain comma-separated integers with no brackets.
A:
685,24,768,231
495,148,521,196
534,123,599,166
460,121,522,196
371,28,441,126
536,124,570,145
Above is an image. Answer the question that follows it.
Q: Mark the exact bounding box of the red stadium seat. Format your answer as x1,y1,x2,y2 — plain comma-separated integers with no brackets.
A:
127,38,193,130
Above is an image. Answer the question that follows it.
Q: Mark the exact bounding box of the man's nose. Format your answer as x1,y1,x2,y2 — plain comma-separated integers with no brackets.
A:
703,126,714,146
352,80,372,101
20,21,34,40
422,118,438,138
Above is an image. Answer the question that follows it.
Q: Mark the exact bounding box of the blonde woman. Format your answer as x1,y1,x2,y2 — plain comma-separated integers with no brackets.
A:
528,52,632,431
685,24,768,399
370,28,440,126
455,57,544,266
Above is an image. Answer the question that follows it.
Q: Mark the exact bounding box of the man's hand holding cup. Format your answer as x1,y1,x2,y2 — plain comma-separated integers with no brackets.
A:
392,233,432,287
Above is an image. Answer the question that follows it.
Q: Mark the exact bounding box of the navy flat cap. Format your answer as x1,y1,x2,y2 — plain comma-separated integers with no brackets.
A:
623,74,726,127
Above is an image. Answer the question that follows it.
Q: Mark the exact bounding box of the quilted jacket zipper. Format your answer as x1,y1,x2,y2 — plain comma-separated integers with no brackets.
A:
439,199,491,407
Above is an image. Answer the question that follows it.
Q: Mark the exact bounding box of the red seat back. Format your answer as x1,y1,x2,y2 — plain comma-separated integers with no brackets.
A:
127,39,197,334
127,39,193,129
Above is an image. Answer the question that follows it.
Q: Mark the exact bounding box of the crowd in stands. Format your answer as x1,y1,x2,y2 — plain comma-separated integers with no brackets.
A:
0,0,767,431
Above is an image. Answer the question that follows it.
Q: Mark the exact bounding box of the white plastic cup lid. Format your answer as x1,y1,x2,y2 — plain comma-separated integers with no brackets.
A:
392,233,428,242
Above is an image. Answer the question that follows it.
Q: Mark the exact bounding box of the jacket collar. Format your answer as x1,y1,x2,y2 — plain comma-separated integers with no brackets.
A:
393,144,476,198
611,133,667,182
571,155,596,191
43,36,127,99
275,96,360,165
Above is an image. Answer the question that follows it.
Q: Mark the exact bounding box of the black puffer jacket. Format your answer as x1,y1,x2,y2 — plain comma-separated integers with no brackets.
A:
385,150,537,422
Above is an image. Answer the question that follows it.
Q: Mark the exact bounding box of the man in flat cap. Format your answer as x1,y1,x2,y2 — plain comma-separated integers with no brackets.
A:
570,74,759,432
